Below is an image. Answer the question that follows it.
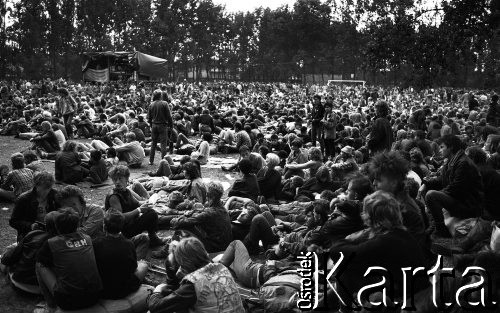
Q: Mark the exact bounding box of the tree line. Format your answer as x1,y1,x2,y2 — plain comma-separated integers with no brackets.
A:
0,0,499,88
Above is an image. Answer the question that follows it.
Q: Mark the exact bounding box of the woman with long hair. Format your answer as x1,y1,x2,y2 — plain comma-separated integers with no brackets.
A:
54,141,89,184
329,191,430,310
148,237,244,313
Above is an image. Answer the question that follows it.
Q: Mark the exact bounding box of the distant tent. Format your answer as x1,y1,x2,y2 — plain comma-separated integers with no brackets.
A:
82,51,168,81
134,52,169,78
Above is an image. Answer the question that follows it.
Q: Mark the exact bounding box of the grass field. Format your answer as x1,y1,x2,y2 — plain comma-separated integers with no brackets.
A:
0,136,237,313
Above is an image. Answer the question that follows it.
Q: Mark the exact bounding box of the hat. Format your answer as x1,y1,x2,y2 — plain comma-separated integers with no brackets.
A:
341,145,354,155
480,95,487,101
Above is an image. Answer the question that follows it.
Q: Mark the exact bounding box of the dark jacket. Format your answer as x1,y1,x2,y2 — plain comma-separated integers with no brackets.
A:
396,190,427,248
1,230,51,285
368,117,394,153
295,178,337,202
55,151,86,183
147,100,173,126
32,129,60,151
171,205,233,253
486,101,500,127
311,104,325,127
329,228,430,305
426,150,483,215
9,188,59,239
308,213,364,249
477,165,500,220
228,174,260,202
257,167,282,200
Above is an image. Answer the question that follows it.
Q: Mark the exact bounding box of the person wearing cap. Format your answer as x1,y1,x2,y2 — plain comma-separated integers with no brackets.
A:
147,89,173,165
329,145,359,182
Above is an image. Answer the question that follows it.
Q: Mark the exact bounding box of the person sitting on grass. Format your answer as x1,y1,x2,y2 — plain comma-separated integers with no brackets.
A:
170,182,232,253
174,132,213,165
1,211,59,294
104,147,119,170
30,121,60,155
87,149,108,184
92,209,149,300
148,155,190,179
159,161,207,204
148,237,244,313
57,185,105,240
284,146,324,179
257,153,282,202
54,141,89,184
114,132,146,168
420,135,483,238
35,208,103,313
10,171,58,241
328,191,430,310
104,165,165,247
23,150,44,173
0,152,34,201
228,158,260,202
222,144,265,173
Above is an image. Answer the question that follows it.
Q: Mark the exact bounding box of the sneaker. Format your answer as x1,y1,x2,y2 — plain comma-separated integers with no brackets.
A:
33,302,56,313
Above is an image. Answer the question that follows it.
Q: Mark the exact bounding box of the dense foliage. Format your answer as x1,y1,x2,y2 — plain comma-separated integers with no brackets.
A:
0,0,499,87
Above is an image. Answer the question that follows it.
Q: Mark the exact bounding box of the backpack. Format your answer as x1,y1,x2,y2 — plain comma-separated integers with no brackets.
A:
247,270,302,313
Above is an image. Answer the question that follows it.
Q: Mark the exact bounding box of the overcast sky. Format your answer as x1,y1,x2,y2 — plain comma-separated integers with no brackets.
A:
212,0,297,12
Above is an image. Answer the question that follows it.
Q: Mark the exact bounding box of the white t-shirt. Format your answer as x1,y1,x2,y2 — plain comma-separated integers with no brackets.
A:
54,129,66,147
197,140,210,165
407,170,422,187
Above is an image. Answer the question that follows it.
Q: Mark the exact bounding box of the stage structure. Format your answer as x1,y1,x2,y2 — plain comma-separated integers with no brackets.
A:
81,51,169,82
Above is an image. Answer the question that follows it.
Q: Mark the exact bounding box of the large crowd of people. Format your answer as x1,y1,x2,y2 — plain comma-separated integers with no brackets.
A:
1,78,500,312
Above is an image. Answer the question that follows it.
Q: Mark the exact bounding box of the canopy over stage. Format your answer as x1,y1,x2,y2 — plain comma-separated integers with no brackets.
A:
81,51,168,82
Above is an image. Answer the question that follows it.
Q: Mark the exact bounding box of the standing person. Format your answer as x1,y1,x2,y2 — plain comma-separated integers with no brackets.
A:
147,89,173,165
55,88,77,139
367,100,394,155
311,94,325,151
322,102,337,160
